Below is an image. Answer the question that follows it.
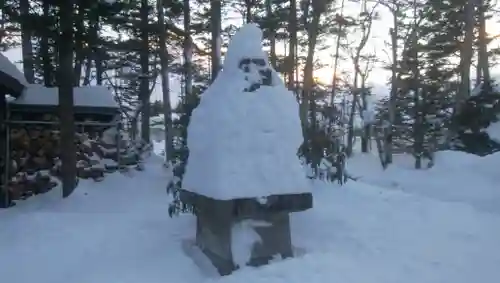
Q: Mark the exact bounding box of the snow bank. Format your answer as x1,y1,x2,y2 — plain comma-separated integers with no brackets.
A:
432,150,480,168
347,151,500,214
2,155,500,283
183,24,309,200
11,84,118,109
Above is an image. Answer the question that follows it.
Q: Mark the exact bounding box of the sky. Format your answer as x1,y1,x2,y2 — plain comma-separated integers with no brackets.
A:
313,0,500,96
2,1,500,107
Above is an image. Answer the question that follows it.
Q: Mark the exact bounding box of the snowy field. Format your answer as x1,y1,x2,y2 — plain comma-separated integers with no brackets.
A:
1,146,500,283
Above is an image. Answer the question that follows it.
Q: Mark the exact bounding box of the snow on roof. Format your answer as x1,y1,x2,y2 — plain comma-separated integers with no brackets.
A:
182,24,310,200
0,53,28,86
11,84,118,109
471,81,500,96
471,82,483,97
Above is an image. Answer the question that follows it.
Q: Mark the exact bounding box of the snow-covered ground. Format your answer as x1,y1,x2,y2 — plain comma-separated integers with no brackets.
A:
1,149,500,283
348,150,500,214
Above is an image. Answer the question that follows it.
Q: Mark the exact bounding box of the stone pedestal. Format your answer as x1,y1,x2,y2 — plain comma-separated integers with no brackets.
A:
180,190,312,275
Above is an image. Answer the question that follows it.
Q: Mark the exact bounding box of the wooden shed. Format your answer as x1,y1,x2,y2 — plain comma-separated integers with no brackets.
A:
0,53,27,207
3,84,122,207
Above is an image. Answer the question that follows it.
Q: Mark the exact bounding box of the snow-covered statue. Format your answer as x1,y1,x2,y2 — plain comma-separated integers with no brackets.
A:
183,23,309,197
180,24,312,275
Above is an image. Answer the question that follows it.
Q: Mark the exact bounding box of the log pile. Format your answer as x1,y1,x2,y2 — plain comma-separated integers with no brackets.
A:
6,121,143,202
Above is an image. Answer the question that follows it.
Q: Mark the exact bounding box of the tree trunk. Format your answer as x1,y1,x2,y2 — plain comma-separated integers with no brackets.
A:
210,0,222,82
91,3,103,86
477,0,490,85
82,3,96,86
457,0,474,110
265,0,276,68
83,56,92,86
383,5,399,168
58,0,77,198
287,0,297,89
476,60,482,86
346,0,375,156
359,10,376,154
157,0,174,163
410,3,422,169
301,0,326,172
414,87,423,170
361,111,371,152
301,2,323,140
42,0,53,86
73,4,85,86
360,77,371,153
91,14,105,85
0,91,9,207
183,0,193,100
329,0,345,108
20,0,34,83
346,76,359,157
140,0,151,143
244,0,253,23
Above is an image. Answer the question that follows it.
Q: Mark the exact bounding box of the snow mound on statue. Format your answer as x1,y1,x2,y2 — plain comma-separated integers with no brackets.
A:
183,23,309,200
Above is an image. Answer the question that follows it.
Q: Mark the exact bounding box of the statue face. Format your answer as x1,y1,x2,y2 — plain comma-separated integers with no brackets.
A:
238,57,273,92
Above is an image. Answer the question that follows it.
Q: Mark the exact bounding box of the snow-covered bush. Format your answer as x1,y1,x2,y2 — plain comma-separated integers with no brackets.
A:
451,81,500,156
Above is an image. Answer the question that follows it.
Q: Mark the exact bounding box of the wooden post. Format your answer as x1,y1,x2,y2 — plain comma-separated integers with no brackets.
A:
5,112,10,206
0,95,8,208
58,0,77,198
116,121,122,167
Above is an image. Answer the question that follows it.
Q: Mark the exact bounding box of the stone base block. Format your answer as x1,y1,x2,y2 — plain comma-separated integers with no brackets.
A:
180,189,312,276
195,209,294,275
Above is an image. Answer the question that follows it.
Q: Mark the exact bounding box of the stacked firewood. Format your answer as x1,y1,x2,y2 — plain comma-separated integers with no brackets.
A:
6,124,142,201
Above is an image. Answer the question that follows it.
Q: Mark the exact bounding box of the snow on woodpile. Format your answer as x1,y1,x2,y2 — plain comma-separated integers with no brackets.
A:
11,84,118,109
183,23,310,200
0,52,28,86
8,128,117,201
